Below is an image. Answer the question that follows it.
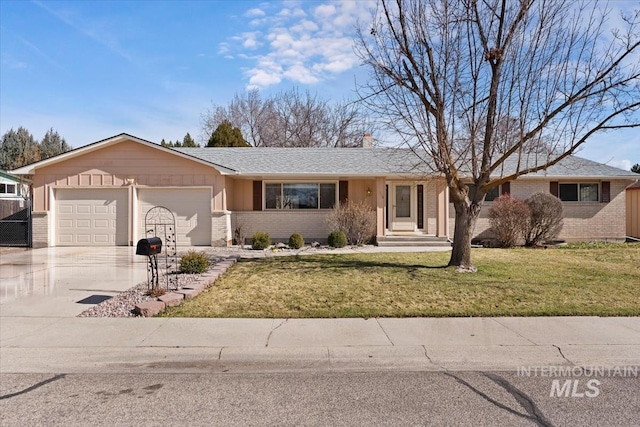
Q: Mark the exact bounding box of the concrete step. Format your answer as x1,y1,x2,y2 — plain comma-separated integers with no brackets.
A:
376,235,451,247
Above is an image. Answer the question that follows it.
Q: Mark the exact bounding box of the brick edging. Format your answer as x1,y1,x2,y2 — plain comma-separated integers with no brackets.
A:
134,256,240,317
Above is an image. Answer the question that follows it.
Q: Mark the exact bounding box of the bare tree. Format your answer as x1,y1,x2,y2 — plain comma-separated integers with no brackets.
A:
355,0,639,271
202,87,372,147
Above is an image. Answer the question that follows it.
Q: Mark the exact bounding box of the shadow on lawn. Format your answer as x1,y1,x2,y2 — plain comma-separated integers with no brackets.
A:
245,255,449,271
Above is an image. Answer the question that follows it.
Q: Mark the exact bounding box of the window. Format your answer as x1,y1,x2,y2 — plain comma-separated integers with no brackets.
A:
485,186,500,202
559,183,599,202
466,183,507,202
265,183,337,209
0,183,17,195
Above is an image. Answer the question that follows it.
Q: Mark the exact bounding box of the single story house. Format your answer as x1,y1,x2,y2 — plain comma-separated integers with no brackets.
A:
9,133,639,248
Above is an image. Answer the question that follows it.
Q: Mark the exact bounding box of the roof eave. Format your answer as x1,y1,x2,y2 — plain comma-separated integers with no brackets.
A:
517,174,640,180
9,133,238,176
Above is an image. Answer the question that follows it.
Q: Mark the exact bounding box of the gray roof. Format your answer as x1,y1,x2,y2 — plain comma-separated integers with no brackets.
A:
174,147,431,177
494,154,640,179
174,147,639,180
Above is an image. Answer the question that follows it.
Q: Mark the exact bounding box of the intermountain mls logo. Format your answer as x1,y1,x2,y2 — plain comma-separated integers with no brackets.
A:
517,366,638,398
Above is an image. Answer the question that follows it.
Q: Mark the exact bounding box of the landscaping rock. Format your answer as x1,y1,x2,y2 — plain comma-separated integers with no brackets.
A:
176,289,200,299
134,301,165,317
276,242,288,250
158,292,184,307
183,282,207,292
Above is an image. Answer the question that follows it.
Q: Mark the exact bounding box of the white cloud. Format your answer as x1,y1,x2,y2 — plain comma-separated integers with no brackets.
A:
1,57,27,69
607,159,632,171
245,8,266,18
314,4,336,19
220,0,376,89
247,68,282,88
218,42,230,55
241,32,262,49
283,63,319,84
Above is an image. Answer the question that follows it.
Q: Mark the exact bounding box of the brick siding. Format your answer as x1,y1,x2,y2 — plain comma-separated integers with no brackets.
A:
31,211,49,248
449,179,629,242
232,211,333,244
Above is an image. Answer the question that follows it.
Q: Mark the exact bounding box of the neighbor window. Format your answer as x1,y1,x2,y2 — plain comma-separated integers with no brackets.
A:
265,183,337,209
559,183,599,202
0,183,17,195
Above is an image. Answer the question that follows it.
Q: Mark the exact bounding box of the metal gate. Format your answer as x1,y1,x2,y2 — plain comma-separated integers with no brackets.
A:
0,199,31,247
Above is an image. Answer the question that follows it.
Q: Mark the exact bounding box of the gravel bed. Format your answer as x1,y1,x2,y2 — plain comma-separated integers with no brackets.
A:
77,272,206,318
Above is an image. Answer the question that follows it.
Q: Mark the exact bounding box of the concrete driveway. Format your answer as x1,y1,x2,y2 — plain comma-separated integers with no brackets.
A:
0,247,148,317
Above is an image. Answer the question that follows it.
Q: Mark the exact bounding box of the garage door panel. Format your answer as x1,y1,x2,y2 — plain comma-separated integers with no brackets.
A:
56,189,128,246
138,189,211,246
95,205,109,214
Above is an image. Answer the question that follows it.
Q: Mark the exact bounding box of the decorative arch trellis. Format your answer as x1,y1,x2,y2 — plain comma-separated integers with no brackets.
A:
144,206,179,290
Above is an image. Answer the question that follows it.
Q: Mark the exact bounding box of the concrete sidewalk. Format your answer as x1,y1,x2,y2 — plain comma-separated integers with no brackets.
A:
2,316,639,374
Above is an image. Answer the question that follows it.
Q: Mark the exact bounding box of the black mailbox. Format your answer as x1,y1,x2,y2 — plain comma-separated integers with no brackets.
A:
136,237,162,256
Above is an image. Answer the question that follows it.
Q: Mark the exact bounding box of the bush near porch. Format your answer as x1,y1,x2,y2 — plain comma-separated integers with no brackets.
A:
162,243,640,318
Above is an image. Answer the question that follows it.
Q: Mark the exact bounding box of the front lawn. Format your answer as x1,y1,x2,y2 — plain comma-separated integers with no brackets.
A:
163,244,640,318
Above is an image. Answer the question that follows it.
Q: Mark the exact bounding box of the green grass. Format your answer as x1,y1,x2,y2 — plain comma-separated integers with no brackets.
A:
162,244,640,318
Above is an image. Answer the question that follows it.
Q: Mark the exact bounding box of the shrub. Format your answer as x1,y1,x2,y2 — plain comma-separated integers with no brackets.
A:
328,230,347,248
179,250,211,274
488,194,531,248
326,201,376,245
288,232,304,249
251,231,271,250
233,221,247,248
147,286,166,298
524,192,564,246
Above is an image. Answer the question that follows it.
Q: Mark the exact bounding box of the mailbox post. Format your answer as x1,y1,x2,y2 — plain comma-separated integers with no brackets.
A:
136,237,163,290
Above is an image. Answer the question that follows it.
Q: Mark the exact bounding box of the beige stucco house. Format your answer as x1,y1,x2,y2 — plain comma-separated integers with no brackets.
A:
10,133,639,248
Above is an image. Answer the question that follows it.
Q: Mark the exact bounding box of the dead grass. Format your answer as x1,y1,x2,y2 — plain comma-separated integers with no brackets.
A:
162,244,640,318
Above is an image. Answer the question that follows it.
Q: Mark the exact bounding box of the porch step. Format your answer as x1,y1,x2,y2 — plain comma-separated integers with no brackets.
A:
376,235,451,247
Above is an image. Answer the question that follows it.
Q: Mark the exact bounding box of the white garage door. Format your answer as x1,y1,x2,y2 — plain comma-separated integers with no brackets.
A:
138,188,211,246
56,189,128,246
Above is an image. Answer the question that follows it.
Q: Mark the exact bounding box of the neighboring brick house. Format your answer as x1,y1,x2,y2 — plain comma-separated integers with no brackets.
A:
9,133,639,248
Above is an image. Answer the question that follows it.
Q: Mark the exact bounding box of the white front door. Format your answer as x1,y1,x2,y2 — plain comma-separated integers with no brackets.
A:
391,183,415,231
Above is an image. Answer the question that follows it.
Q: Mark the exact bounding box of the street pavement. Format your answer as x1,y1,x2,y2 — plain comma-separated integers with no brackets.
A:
2,371,639,426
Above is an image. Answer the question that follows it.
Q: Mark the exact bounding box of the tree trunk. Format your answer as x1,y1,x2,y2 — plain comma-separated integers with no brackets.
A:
448,201,481,272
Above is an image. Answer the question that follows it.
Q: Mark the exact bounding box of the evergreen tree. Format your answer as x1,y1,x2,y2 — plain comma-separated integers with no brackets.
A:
182,132,198,147
207,120,250,147
0,127,40,170
632,164,640,174
39,128,71,160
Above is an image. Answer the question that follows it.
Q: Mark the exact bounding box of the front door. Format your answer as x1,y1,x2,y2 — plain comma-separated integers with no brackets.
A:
391,183,415,231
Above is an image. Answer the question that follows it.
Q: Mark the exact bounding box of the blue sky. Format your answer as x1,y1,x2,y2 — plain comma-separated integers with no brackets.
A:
0,0,637,170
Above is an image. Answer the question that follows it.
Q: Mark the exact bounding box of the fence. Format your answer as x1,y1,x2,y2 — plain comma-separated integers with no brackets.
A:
0,199,31,247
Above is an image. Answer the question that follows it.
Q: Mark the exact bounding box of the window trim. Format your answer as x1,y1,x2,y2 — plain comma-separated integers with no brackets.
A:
263,180,339,210
558,182,600,202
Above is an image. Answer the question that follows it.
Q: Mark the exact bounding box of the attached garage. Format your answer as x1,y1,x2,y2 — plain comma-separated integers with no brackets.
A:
55,188,128,246
137,188,212,246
